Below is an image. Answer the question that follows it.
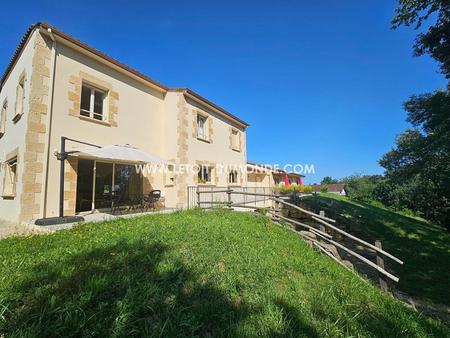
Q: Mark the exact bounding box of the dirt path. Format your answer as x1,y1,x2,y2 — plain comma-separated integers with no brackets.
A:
0,220,50,239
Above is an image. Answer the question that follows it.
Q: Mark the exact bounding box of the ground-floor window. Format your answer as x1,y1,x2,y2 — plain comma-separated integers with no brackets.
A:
228,170,238,184
198,165,211,184
2,156,17,198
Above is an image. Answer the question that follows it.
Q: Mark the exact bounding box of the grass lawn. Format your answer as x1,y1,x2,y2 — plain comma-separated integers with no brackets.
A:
300,194,450,308
0,209,448,337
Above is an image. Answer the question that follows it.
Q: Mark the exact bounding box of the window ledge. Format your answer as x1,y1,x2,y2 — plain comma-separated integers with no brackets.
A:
197,136,211,143
2,194,15,199
78,115,111,126
12,113,22,123
232,147,241,152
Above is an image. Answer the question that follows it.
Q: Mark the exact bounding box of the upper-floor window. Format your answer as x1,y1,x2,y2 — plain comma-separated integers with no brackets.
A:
197,114,207,140
0,100,7,137
13,75,25,122
231,129,240,151
2,156,17,198
228,170,238,184
198,165,211,184
80,84,106,121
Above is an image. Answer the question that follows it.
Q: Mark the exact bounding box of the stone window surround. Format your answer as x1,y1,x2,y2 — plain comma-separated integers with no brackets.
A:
0,98,7,137
229,126,242,152
2,147,19,199
194,160,218,186
13,71,27,123
68,71,119,127
228,169,239,185
193,109,213,143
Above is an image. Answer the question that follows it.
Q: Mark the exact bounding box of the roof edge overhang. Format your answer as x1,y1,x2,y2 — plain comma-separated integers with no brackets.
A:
0,24,38,91
1,23,250,129
172,88,249,128
38,23,169,93
1,22,169,94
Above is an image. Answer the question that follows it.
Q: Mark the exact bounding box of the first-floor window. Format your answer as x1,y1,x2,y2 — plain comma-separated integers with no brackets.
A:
198,165,211,184
80,83,106,120
13,75,25,122
197,114,207,139
2,156,17,197
231,129,239,150
228,170,238,184
0,100,7,136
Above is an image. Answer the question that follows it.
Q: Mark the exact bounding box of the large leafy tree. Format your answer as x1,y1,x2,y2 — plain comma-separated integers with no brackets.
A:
379,1,450,230
392,0,450,78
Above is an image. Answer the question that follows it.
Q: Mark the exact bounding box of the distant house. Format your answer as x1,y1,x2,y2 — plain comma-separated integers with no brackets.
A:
312,184,347,196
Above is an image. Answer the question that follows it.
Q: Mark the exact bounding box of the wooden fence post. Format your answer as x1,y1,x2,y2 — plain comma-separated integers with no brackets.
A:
375,240,388,292
273,189,280,221
196,186,200,208
319,210,326,233
227,188,232,210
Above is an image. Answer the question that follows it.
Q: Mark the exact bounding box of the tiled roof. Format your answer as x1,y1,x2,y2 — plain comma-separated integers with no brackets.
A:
0,22,249,127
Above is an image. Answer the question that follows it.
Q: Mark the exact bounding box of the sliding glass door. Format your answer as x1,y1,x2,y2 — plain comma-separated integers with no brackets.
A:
76,160,144,213
114,164,143,200
94,162,114,209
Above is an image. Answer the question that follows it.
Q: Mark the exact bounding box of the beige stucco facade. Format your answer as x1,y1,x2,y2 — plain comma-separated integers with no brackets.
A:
0,25,248,223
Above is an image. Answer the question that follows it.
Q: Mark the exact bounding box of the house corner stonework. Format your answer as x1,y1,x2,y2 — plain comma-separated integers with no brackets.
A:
19,32,52,222
176,94,189,208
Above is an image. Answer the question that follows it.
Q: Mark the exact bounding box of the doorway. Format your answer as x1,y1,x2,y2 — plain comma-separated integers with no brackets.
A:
75,160,144,213
76,159,94,212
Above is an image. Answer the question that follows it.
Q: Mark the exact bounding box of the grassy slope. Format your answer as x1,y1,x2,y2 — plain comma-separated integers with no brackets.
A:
301,194,450,308
0,210,448,337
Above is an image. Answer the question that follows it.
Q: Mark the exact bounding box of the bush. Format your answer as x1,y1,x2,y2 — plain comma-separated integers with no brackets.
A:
320,185,329,193
303,185,313,193
274,185,313,193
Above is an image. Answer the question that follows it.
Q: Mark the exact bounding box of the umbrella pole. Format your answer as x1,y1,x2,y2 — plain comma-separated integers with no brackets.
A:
35,136,100,226
59,136,67,218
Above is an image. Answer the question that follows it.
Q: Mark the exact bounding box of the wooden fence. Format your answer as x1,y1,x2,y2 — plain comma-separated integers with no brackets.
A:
192,187,403,289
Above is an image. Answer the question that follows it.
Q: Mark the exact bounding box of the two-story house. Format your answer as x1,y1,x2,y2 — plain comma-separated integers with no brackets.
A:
0,23,249,223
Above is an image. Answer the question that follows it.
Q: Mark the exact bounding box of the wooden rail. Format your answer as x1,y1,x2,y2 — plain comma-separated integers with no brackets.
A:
268,211,332,239
194,187,402,285
312,230,399,282
312,216,403,264
271,198,337,223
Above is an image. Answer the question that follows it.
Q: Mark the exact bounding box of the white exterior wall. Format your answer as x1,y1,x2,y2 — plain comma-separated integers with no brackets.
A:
1,27,249,221
0,31,38,222
44,42,167,218
184,98,247,186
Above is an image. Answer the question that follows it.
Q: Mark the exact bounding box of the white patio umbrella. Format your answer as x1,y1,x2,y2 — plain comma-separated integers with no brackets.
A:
76,144,167,164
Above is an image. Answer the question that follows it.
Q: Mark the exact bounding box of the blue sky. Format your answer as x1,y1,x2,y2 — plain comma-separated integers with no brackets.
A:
1,0,447,183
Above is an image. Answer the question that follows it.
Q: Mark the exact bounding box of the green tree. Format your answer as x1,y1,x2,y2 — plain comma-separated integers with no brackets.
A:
379,0,450,231
341,174,382,201
392,0,450,78
321,176,338,185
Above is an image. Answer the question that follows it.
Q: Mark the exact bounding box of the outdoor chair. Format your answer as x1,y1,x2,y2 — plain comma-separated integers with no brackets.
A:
144,190,161,211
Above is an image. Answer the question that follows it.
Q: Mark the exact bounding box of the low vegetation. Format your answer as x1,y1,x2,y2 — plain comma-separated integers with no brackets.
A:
0,210,448,337
301,194,450,308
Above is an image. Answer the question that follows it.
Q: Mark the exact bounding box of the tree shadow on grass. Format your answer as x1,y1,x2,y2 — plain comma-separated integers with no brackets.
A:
271,299,319,338
1,241,256,337
300,195,450,307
